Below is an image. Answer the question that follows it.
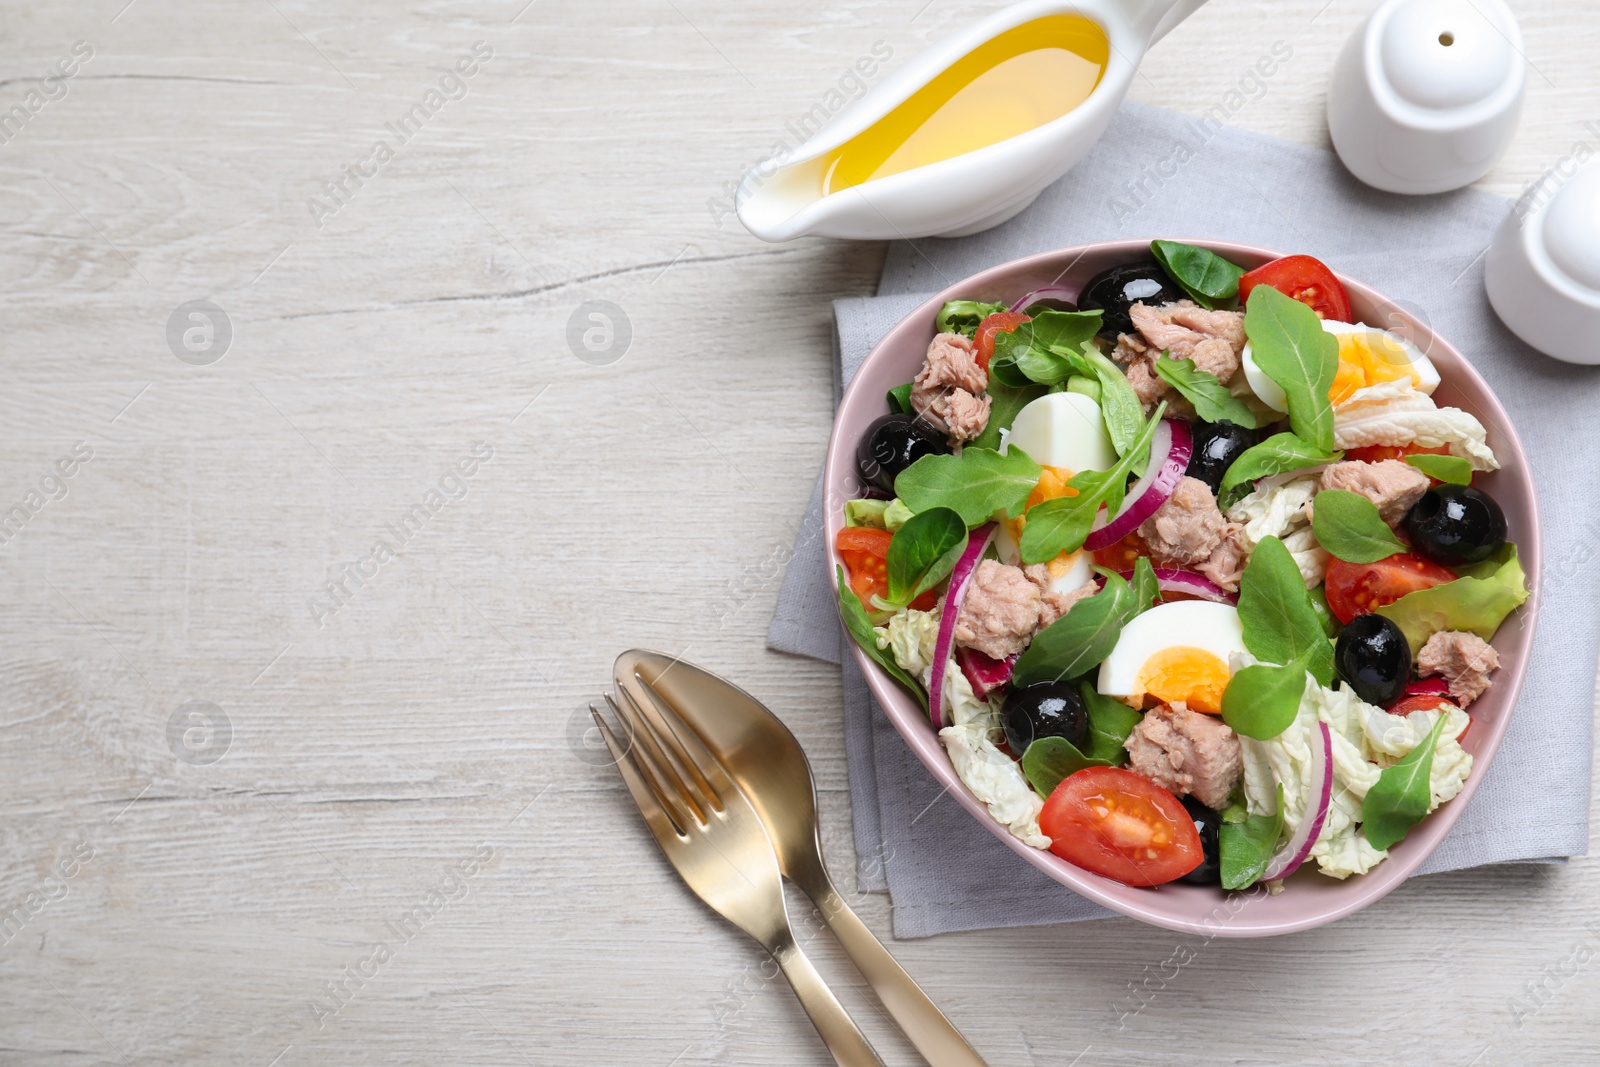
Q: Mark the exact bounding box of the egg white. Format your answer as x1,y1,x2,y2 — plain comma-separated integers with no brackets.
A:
1241,319,1440,413
1097,600,1247,702
994,393,1112,578
999,392,1116,472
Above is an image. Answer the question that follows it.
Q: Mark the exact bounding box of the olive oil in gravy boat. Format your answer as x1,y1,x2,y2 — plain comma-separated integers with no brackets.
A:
736,0,1210,241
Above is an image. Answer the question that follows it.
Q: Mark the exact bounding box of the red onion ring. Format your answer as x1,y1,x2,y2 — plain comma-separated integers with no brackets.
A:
1007,286,1078,314
930,524,997,729
1263,720,1333,882
1118,566,1238,605
1083,419,1193,552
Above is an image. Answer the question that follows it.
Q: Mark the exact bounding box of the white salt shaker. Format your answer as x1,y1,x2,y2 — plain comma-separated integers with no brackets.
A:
1485,156,1600,365
1328,0,1524,194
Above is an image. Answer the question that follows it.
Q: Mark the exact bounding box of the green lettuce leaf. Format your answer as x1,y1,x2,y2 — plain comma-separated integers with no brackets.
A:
1375,543,1529,652
935,300,1007,337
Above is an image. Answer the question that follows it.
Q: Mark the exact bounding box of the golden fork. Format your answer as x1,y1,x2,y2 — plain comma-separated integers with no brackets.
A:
592,680,886,1067
615,650,988,1067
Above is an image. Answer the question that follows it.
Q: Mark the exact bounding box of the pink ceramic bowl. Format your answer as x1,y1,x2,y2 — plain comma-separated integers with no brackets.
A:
824,239,1541,937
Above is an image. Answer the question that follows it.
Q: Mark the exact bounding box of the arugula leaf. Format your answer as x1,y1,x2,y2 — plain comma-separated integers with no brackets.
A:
935,300,1007,337
1023,308,1106,355
894,446,1042,526
1018,467,1121,564
972,379,1046,451
1079,680,1141,765
1311,488,1408,563
1017,405,1167,564
1074,341,1146,459
1221,652,1309,740
1220,784,1285,890
1404,453,1473,485
1243,286,1339,453
886,382,914,416
1362,711,1450,850
1129,555,1159,613
1307,585,1341,639
1153,357,1263,428
885,506,966,606
1376,543,1528,652
1150,240,1246,309
989,311,1105,387
1236,536,1335,686
985,313,1145,460
1219,432,1339,508
1021,736,1108,799
836,566,925,704
1011,571,1138,687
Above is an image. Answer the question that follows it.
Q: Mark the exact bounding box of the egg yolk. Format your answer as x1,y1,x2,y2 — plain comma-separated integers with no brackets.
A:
1328,331,1420,406
1134,646,1231,714
1007,465,1078,542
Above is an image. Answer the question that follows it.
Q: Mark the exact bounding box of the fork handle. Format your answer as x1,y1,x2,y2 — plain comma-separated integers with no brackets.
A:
771,937,886,1067
811,885,990,1067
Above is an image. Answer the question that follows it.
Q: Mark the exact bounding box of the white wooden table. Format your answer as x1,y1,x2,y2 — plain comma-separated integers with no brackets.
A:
2,2,1596,1064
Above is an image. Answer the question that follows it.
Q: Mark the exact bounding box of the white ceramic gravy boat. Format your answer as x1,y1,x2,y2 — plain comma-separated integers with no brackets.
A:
737,0,1209,242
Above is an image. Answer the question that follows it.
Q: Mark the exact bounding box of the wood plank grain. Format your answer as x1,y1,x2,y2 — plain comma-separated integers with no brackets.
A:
0,1,1595,1064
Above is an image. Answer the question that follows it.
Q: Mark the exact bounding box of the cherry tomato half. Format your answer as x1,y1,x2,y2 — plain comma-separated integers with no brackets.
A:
1239,255,1353,321
1388,694,1470,741
836,526,936,610
1039,767,1203,886
1324,553,1456,624
1388,694,1457,717
974,311,1031,372
1091,529,1150,573
1343,443,1451,465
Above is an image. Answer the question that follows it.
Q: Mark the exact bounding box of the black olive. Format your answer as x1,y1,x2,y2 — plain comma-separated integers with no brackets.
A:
1178,796,1221,885
1334,614,1412,706
1001,682,1088,754
1078,262,1185,338
856,413,949,493
1403,484,1506,566
1185,420,1256,494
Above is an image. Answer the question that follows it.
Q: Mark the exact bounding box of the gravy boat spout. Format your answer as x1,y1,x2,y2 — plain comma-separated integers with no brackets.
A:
737,0,1208,242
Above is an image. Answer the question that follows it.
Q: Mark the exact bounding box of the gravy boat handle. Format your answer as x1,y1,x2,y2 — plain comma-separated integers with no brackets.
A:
1135,0,1211,45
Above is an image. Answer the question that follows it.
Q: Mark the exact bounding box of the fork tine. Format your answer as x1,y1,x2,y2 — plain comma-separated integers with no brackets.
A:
609,689,709,825
628,668,735,808
591,702,687,840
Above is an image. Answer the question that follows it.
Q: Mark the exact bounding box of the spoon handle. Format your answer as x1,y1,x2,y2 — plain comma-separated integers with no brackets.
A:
811,883,990,1067
770,934,887,1067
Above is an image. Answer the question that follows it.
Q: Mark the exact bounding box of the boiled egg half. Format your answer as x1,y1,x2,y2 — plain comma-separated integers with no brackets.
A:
1096,600,1247,714
1241,320,1441,413
996,392,1116,592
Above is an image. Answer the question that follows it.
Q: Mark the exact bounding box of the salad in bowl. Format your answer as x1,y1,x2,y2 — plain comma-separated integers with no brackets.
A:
831,240,1535,917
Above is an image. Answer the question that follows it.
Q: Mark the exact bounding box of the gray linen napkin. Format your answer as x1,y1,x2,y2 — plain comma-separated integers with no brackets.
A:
769,101,1598,938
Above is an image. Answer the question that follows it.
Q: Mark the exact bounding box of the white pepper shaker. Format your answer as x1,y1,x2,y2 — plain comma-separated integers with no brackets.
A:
1486,155,1600,365
1328,0,1525,194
